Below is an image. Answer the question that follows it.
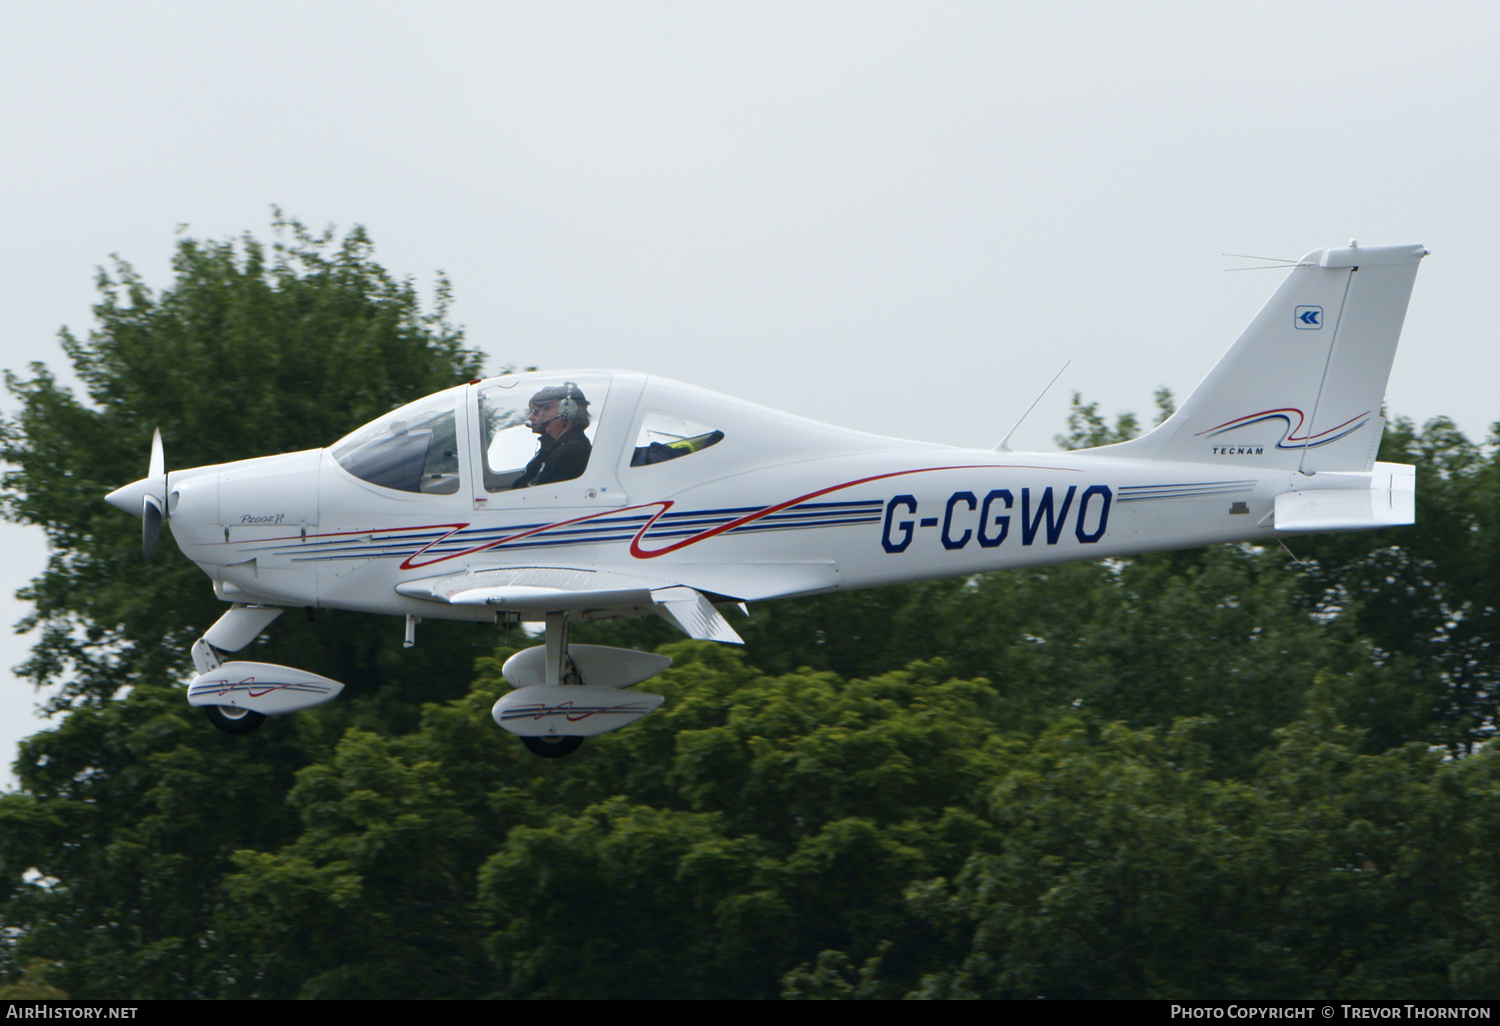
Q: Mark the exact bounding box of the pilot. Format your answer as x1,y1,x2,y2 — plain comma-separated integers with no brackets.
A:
511,382,592,488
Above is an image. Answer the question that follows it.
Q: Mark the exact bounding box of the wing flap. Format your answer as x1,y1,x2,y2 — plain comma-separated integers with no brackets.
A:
396,566,663,612
397,567,744,643
651,586,744,644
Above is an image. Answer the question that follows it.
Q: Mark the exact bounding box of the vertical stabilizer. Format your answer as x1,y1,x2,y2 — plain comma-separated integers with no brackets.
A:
1102,243,1426,472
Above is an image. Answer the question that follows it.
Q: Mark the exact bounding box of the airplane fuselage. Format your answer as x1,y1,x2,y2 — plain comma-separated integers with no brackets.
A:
157,371,1368,622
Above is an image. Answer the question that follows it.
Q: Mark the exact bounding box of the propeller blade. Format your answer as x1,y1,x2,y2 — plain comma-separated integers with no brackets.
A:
103,429,171,536
147,427,169,550
143,494,163,560
149,428,164,480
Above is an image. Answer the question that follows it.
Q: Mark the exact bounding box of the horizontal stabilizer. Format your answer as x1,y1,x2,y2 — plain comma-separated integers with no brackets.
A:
1273,462,1415,534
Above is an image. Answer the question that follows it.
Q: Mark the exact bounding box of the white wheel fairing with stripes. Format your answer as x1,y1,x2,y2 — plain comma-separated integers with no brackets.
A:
106,243,1427,754
186,661,344,715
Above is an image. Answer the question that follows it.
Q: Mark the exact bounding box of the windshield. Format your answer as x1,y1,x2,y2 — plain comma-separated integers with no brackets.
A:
332,390,462,494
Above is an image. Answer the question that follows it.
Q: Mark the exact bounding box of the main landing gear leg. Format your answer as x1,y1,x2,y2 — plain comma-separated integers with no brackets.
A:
520,611,585,759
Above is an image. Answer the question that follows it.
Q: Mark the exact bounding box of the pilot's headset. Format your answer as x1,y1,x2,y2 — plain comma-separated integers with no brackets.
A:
557,382,583,421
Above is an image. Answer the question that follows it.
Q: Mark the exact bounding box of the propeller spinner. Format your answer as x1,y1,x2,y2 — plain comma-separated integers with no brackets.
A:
104,428,169,559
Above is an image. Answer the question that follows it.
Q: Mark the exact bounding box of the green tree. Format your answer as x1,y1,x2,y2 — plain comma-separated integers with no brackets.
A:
732,543,1414,778
1055,389,1142,450
1,212,484,711
0,215,486,998
188,644,1016,997
0,960,67,999
890,694,1497,999
1286,416,1500,754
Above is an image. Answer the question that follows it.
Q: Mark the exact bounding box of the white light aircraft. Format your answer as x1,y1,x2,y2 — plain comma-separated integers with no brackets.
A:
106,242,1426,756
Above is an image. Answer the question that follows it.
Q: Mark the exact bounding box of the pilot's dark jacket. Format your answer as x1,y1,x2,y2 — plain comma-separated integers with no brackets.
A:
512,426,592,488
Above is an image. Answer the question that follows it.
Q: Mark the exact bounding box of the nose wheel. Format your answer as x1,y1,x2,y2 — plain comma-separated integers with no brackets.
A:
521,735,583,758
204,705,266,735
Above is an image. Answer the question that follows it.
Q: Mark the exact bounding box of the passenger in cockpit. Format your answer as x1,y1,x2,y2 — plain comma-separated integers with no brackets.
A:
511,382,592,488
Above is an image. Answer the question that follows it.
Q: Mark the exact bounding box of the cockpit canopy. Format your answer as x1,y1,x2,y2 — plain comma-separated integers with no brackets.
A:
330,372,732,498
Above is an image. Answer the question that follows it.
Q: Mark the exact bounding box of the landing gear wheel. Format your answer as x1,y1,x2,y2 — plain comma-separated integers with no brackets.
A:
204,705,267,735
522,735,583,759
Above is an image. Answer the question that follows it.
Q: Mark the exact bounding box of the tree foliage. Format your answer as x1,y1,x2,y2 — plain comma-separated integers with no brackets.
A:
892,699,1497,999
0,213,484,711
1053,386,1173,451
4,224,1500,998
0,217,488,996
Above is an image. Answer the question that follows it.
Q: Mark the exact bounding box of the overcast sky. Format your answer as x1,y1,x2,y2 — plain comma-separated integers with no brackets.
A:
2,1,1495,784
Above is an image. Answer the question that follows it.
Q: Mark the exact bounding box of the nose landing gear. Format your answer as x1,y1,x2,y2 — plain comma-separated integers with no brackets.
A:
204,704,267,735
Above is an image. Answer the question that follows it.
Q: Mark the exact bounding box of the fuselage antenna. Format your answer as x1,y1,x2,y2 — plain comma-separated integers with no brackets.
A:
996,360,1070,452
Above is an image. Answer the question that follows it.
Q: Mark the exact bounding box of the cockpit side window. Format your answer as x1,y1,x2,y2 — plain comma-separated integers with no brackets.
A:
332,393,461,494
477,377,611,492
630,413,724,468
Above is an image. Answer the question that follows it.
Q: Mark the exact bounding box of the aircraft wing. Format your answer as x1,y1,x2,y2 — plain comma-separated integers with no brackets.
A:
395,567,743,643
